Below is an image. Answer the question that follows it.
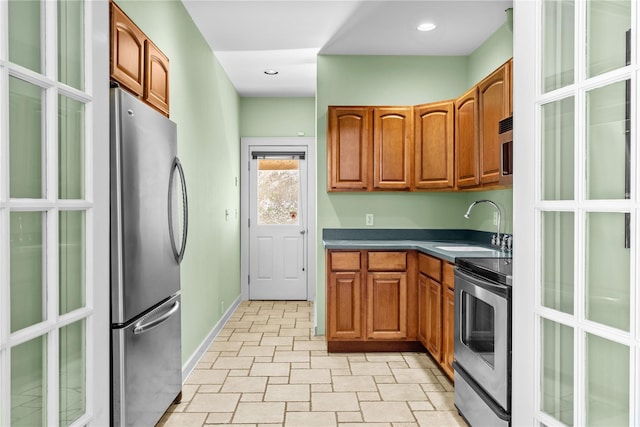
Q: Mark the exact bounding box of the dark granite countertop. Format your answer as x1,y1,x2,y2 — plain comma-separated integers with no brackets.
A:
322,229,511,263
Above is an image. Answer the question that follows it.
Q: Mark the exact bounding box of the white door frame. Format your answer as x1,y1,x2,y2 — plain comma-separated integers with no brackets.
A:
241,137,316,304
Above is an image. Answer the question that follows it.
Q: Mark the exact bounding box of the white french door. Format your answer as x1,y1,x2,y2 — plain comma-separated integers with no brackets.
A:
248,148,308,300
0,1,109,426
514,0,639,425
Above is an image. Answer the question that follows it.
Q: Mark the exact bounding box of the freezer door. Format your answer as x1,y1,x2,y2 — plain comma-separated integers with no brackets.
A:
112,295,182,427
111,87,181,323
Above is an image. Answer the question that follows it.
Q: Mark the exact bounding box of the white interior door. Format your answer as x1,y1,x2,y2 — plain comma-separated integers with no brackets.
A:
248,149,307,300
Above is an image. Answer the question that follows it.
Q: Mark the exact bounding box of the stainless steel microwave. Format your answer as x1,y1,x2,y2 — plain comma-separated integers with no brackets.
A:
499,116,513,185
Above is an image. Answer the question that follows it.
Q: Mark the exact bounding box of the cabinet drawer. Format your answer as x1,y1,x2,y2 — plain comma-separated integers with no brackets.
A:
443,262,455,289
330,251,361,271
419,253,441,281
368,251,407,271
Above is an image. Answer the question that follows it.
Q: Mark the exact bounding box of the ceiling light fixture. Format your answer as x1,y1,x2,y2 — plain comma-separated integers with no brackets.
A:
417,22,437,32
264,69,278,75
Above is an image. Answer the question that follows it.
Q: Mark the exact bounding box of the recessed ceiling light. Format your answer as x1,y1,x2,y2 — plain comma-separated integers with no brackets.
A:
264,69,278,75
417,22,437,32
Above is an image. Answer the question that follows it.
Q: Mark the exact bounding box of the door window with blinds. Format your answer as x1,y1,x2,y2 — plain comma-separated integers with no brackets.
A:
1,1,101,426
253,152,304,226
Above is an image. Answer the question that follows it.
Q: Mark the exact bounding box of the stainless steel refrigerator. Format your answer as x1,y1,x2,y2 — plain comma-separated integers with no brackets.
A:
110,86,188,426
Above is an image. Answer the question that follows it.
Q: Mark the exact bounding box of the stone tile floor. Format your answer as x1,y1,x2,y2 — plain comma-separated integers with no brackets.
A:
157,301,466,426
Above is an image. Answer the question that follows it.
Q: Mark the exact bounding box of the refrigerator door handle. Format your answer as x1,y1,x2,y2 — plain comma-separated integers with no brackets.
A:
168,157,189,264
133,300,180,335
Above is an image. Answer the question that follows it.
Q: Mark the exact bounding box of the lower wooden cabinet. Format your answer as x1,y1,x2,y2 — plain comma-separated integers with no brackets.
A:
367,271,407,340
326,249,454,379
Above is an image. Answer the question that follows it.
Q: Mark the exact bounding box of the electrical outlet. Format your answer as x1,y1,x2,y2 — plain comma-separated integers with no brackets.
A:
366,213,374,226
493,212,499,226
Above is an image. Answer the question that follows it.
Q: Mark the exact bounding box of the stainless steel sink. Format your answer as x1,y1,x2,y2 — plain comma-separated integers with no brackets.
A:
435,245,494,252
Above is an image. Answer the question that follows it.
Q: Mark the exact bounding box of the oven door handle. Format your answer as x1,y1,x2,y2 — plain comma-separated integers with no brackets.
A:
454,267,510,297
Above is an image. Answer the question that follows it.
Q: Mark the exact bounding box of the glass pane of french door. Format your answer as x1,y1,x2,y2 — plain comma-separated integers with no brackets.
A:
586,0,631,78
541,318,574,425
542,0,575,93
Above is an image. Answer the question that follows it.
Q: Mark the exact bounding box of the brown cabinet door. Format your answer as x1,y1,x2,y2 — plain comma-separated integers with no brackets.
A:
455,86,480,188
327,107,371,191
110,3,146,95
414,101,455,189
417,273,429,347
366,272,407,340
327,271,363,340
373,107,413,190
478,63,509,185
441,285,455,380
144,39,170,116
426,278,442,360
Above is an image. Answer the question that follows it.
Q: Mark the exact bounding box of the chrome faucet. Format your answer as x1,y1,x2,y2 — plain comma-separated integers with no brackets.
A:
464,199,502,248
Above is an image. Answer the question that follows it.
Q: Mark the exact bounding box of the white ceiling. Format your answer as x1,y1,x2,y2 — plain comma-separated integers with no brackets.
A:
182,0,513,97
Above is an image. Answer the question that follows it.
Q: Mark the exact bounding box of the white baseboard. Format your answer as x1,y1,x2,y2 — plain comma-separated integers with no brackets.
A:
181,296,242,382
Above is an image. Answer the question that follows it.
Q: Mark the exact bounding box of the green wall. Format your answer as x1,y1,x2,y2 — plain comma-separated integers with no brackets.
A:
315,27,514,335
240,97,315,137
115,0,241,364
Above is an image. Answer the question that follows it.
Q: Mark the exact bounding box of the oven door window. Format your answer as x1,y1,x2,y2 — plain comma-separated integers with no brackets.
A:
461,290,495,367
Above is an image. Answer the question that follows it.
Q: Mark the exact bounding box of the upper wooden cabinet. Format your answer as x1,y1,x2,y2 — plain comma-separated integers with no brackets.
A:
478,62,510,185
373,107,413,190
327,107,371,191
110,3,145,95
144,39,170,116
327,106,412,191
110,2,170,116
455,86,480,188
414,101,455,190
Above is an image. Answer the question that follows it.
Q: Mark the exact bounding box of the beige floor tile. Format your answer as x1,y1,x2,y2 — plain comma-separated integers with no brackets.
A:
198,384,222,393
403,354,438,369
332,375,377,392
287,401,310,412
232,402,285,424
360,401,414,422
295,320,314,328
365,353,406,362
310,356,349,369
357,391,381,401
392,368,438,384
249,324,281,333
220,376,267,393
273,350,309,362
238,346,275,357
388,361,410,369
196,362,212,369
293,340,326,351
241,315,270,322
337,411,363,422
204,412,232,424
350,362,392,376
421,383,445,392
413,410,466,427
409,400,435,411
331,368,351,376
211,356,254,369
240,392,264,402
289,368,331,384
291,362,310,369
158,411,207,427
249,362,290,377
186,393,240,412
339,423,392,427
225,321,254,329
266,317,296,326
228,332,263,342
425,391,456,411
254,356,273,363
374,375,397,384
378,384,427,401
267,376,290,385
261,336,294,347
264,384,310,402
285,411,337,426
436,375,455,391
393,423,419,427
228,369,250,377
184,369,228,385
311,384,333,392
311,392,359,411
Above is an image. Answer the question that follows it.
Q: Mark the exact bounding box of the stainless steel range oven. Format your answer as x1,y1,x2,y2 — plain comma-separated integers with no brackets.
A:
453,257,512,427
